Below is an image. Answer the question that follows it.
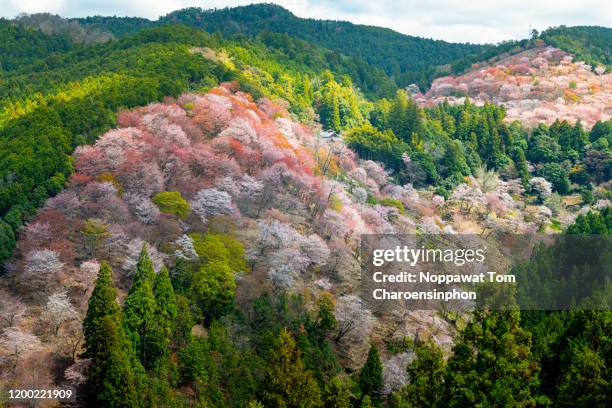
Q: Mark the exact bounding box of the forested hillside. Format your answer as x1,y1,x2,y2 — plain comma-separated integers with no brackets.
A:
0,5,610,407
158,4,495,89
0,19,391,270
540,25,612,68
422,44,612,128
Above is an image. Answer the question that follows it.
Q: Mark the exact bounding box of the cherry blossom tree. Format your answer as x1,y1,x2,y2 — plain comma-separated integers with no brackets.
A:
124,193,160,225
22,249,64,292
334,295,375,345
249,220,329,288
0,294,27,328
42,291,79,336
174,234,198,261
76,260,99,297
45,191,81,217
64,358,91,386
0,327,41,371
382,352,412,394
122,239,165,274
191,188,239,224
192,95,233,137
450,183,486,213
352,187,368,204
529,177,553,200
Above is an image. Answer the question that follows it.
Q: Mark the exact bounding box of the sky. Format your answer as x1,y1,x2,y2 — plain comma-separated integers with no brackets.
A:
1,0,610,44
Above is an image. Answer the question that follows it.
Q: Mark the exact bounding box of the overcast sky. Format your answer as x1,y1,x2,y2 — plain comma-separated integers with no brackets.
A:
1,0,610,44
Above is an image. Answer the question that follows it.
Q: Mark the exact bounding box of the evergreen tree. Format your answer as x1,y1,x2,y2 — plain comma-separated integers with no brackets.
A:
324,376,353,408
444,310,544,407
263,328,323,408
83,263,140,407
123,245,157,369
358,343,383,402
86,316,141,408
317,292,337,337
83,262,121,357
510,146,530,183
149,266,177,368
442,139,470,178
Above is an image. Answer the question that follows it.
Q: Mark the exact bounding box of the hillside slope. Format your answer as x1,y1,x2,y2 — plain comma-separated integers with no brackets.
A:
421,45,612,128
540,25,612,68
1,85,575,399
160,4,491,87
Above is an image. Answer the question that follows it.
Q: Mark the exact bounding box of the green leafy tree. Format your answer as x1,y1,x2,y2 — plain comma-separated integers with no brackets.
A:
442,139,470,178
317,292,337,336
324,376,353,408
191,260,236,321
148,266,177,367
152,191,191,218
86,316,141,408
83,262,121,356
538,163,571,194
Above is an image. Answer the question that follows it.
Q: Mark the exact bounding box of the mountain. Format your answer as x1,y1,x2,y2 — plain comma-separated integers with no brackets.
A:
0,21,386,270
0,5,611,407
421,44,611,128
158,4,493,88
74,5,611,91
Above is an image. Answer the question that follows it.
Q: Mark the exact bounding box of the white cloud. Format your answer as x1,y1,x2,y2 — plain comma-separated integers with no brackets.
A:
0,0,610,43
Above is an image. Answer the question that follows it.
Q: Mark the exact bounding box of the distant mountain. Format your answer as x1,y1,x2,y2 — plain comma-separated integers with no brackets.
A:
72,5,611,90
158,4,494,88
70,15,153,37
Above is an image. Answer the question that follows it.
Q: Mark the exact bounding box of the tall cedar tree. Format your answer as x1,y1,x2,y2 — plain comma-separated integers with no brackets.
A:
83,262,121,357
83,263,140,407
149,265,177,366
123,245,157,369
444,310,544,407
263,328,323,408
359,343,383,402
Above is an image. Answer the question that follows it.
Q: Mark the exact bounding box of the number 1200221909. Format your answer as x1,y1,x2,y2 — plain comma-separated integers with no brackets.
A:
7,389,74,400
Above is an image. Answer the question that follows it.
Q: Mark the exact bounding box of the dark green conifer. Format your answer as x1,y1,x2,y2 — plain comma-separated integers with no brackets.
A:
358,343,383,401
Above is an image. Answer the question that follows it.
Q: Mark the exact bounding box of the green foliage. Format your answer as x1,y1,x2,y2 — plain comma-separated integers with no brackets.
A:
83,262,121,357
379,197,405,214
263,328,323,408
192,260,236,321
84,263,141,407
123,246,157,369
540,26,612,68
86,315,142,408
537,163,571,194
344,123,409,170
358,343,383,401
149,266,177,367
317,292,337,336
393,338,446,408
444,310,543,407
160,4,493,90
324,376,353,408
152,191,191,218
567,207,611,235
